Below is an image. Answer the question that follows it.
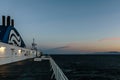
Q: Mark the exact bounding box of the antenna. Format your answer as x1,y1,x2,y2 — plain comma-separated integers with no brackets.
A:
32,38,37,50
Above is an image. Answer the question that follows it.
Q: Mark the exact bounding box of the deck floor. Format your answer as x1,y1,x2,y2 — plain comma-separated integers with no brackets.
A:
0,59,52,80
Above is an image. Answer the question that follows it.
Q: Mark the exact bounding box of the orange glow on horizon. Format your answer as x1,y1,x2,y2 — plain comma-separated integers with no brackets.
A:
61,41,120,52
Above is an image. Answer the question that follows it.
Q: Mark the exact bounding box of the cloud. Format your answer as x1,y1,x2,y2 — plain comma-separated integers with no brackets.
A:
44,45,70,51
52,46,70,50
41,40,120,54
99,37,120,42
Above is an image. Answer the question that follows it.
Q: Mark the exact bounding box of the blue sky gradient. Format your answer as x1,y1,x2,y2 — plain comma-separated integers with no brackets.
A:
0,0,120,53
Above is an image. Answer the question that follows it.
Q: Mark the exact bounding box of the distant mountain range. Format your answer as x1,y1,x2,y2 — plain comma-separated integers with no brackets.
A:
106,51,120,53
93,51,120,55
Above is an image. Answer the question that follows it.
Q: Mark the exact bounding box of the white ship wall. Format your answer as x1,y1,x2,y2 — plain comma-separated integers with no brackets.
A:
0,42,36,65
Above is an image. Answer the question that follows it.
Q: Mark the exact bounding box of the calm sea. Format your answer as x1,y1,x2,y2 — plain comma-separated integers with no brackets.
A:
51,54,120,80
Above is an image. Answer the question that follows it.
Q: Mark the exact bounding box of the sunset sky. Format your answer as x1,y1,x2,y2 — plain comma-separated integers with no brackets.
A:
0,0,120,54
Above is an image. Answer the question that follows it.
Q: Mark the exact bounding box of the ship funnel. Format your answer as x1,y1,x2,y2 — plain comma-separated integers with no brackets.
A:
2,16,5,26
1,16,14,27
11,19,14,27
7,16,10,26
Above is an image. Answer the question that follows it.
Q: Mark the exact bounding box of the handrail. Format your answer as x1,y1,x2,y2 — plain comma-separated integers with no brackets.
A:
49,57,69,80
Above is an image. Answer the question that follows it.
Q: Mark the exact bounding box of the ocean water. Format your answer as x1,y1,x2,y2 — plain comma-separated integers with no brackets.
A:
51,54,120,80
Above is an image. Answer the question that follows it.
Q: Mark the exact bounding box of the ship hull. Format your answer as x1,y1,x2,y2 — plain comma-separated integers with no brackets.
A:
0,42,36,65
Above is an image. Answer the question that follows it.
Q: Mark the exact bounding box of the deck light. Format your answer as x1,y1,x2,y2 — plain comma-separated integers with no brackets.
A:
18,49,21,54
0,47,6,53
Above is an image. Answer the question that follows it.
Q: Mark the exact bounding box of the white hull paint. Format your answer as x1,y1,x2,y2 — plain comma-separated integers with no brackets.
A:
0,42,37,65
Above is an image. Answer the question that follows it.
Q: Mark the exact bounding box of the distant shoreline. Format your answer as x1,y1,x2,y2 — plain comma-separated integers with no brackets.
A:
49,52,120,56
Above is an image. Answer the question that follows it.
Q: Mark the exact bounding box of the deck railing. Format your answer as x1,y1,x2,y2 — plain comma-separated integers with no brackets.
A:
49,57,69,80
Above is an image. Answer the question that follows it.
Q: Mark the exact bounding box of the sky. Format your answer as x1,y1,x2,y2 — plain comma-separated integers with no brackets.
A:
0,0,120,54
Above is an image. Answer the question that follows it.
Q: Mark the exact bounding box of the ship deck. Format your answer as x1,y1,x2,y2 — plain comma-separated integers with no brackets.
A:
0,59,53,80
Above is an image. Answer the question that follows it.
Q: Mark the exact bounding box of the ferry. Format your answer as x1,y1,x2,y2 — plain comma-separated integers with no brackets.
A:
0,16,39,65
0,16,69,80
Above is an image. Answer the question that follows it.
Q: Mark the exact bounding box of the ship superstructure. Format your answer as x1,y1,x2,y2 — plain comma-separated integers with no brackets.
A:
0,16,26,47
0,16,36,65
0,16,69,80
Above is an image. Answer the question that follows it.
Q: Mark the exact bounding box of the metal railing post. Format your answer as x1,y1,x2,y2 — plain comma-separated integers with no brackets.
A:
49,57,69,80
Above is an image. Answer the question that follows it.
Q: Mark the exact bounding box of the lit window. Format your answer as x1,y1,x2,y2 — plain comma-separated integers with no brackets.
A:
18,49,21,54
0,47,6,53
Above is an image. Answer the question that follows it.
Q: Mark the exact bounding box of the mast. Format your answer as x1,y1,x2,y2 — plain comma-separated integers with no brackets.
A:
32,38,37,50
32,38,38,57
